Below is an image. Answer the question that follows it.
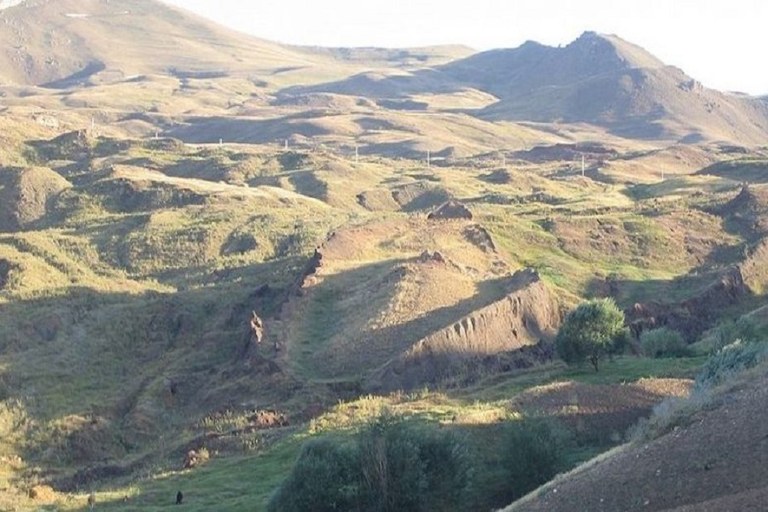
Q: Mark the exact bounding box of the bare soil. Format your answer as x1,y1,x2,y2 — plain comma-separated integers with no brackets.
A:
511,378,691,443
507,368,768,512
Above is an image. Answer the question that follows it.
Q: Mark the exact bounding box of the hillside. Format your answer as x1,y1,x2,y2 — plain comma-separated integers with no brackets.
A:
0,123,764,510
448,32,768,143
288,32,768,144
0,0,472,90
506,363,768,512
0,4,767,512
0,0,308,84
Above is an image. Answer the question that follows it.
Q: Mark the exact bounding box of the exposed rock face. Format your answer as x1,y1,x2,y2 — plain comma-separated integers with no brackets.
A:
0,167,71,231
463,224,497,252
627,266,751,341
428,200,473,220
370,268,560,391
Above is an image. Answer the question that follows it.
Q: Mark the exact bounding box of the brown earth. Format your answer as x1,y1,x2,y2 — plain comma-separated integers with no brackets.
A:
277,216,520,382
428,200,473,220
506,366,768,512
548,210,728,271
626,266,750,341
370,268,560,391
511,378,692,443
355,181,452,213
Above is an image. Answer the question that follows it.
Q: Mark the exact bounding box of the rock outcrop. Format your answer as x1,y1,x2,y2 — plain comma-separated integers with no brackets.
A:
428,200,473,220
370,268,560,391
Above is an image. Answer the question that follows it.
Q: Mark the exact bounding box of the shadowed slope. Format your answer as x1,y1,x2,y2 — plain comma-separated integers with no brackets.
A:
506,366,768,512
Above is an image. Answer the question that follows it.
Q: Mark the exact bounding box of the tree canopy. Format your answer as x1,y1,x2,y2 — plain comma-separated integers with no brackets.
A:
555,298,628,371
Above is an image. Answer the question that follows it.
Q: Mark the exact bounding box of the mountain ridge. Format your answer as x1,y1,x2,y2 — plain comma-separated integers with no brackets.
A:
0,1,765,145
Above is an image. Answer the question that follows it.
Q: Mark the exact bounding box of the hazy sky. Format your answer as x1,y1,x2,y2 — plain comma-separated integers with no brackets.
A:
163,0,766,95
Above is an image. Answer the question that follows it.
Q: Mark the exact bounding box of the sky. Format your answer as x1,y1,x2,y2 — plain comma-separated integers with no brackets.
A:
163,0,767,95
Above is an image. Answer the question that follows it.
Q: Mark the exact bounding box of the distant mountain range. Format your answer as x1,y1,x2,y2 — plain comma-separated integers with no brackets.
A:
0,0,766,144
290,31,768,143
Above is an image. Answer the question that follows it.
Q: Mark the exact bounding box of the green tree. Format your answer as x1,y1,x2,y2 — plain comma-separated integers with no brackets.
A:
498,418,573,504
269,414,473,512
267,437,358,512
555,298,628,371
357,416,426,512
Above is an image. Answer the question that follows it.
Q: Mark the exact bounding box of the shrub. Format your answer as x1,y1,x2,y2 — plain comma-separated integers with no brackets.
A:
640,327,688,358
695,340,768,390
496,418,573,504
555,298,629,371
267,437,358,512
710,316,763,351
357,417,427,512
269,415,473,512
405,424,473,511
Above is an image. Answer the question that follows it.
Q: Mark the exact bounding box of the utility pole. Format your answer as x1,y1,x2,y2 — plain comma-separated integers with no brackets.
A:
427,150,431,168
284,139,289,151
581,154,585,177
355,144,359,163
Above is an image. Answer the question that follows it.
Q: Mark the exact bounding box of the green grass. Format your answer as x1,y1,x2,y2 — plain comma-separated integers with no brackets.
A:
0,111,762,512
76,440,302,512
458,355,705,402
74,354,706,512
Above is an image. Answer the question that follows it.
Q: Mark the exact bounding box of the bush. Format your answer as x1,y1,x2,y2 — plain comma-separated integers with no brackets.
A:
496,418,573,504
710,316,763,351
269,415,473,512
640,327,688,358
555,298,629,371
405,424,473,511
695,340,768,390
267,437,358,512
357,417,427,512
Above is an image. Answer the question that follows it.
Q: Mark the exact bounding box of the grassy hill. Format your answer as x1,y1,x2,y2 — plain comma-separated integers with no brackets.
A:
0,4,766,511
0,125,763,511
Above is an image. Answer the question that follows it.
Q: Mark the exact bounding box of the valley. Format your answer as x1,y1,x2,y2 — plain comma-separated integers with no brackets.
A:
0,1,766,511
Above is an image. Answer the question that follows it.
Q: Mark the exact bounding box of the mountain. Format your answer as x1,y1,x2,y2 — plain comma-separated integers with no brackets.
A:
0,0,337,87
287,31,768,144
0,0,355,89
445,32,768,142
0,0,471,89
2,1,765,146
